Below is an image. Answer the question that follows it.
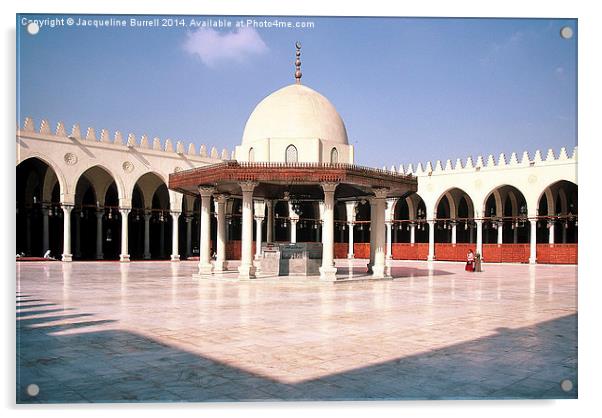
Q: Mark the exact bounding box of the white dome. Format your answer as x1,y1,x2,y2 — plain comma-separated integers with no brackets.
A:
242,84,348,146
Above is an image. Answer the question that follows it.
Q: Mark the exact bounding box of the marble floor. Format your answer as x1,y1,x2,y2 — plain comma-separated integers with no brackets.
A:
16,259,577,403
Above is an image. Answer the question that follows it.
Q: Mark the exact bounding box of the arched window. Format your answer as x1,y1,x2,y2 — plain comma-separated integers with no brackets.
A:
285,144,298,163
248,147,254,162
330,147,339,164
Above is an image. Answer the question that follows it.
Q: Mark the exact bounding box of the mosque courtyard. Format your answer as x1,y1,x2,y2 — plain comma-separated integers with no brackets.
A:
16,260,577,402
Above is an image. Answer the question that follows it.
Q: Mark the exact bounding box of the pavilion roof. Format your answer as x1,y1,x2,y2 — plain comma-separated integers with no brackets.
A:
169,161,417,200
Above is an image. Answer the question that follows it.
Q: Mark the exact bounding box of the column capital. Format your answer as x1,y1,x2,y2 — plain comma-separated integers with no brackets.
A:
239,181,258,193
321,182,338,193
198,186,215,197
61,203,74,210
143,210,153,221
171,211,181,218
372,187,389,199
95,209,104,219
119,208,131,215
214,193,228,204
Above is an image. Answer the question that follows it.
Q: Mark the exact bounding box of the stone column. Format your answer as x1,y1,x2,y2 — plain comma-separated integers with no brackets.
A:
266,200,274,243
42,205,50,254
368,199,377,272
95,209,104,260
254,200,265,260
143,211,152,259
159,216,165,258
513,226,518,244
61,205,73,262
385,221,393,259
185,214,192,257
451,221,457,245
320,182,338,281
529,219,537,264
214,194,227,272
410,222,416,244
475,219,483,255
548,222,555,244
347,222,354,258
372,189,389,278
74,212,81,258
427,220,435,261
345,201,357,259
238,182,258,279
497,222,503,245
170,211,181,261
119,208,130,262
562,223,567,244
198,187,215,275
290,219,298,243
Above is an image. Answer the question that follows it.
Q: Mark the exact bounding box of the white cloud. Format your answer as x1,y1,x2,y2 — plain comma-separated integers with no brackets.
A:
183,27,268,67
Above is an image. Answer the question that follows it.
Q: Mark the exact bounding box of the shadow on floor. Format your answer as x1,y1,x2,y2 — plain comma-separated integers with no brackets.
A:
16,294,577,403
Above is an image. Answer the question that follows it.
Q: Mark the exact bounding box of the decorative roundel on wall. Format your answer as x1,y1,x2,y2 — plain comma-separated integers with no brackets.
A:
174,166,183,173
63,152,78,165
474,179,482,189
528,174,538,184
122,161,134,173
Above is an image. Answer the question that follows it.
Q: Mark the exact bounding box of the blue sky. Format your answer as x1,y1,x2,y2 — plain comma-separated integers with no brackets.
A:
17,15,576,168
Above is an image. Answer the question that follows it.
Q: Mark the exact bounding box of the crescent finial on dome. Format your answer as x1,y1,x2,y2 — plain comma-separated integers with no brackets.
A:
294,41,302,84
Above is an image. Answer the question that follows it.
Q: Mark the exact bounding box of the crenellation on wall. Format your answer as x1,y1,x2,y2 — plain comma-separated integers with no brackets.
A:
126,133,136,147
396,146,576,180
55,121,67,137
139,134,149,149
520,151,530,165
85,127,96,141
40,119,51,134
498,153,507,167
17,117,228,161
100,129,111,143
114,131,124,146
188,143,196,155
71,123,81,139
23,117,35,132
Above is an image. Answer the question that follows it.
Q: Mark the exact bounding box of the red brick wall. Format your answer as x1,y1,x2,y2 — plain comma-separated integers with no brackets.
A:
434,243,474,261
334,242,349,259
537,244,578,264
482,244,530,263
392,243,429,260
353,243,371,259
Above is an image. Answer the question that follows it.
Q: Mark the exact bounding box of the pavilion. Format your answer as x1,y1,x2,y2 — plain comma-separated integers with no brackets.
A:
169,43,417,280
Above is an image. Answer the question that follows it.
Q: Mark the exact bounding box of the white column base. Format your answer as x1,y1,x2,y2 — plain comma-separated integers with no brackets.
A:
197,263,214,275
238,264,256,279
254,254,262,261
120,254,130,262
213,260,227,272
143,254,151,260
319,266,338,281
371,264,391,279
61,254,72,262
347,254,354,259
427,255,435,261
529,257,537,265
170,254,180,262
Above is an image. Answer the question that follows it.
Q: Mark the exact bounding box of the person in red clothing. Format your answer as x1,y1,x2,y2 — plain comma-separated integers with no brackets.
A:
465,249,475,272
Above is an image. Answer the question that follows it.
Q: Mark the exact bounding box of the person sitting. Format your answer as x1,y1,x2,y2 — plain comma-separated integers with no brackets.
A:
465,249,475,272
